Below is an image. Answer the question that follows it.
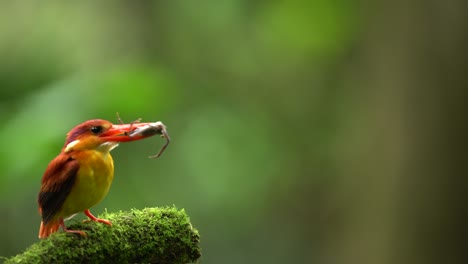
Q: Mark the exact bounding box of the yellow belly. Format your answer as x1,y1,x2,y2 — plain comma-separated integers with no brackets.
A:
59,150,114,218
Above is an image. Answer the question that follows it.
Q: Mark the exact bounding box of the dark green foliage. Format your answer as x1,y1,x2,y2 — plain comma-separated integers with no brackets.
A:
5,207,201,264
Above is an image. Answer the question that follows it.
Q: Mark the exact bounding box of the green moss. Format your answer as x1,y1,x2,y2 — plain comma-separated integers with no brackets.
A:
5,207,201,264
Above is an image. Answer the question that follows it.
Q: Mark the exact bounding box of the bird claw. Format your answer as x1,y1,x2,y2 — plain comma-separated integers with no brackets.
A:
82,218,111,226
84,209,112,227
65,229,88,237
96,218,112,226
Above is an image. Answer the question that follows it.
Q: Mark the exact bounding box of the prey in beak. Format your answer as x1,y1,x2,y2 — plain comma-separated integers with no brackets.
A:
113,114,170,158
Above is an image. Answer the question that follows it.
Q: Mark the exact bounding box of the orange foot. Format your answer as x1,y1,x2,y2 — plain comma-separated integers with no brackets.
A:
84,209,112,227
59,218,87,237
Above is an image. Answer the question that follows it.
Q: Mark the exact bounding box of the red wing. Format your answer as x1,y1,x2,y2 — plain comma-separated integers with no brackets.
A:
38,153,79,224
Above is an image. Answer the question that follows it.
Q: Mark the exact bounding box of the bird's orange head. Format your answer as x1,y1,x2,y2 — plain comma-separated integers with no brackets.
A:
62,119,154,153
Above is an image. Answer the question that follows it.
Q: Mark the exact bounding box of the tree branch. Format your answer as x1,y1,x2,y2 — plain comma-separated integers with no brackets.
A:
5,207,201,264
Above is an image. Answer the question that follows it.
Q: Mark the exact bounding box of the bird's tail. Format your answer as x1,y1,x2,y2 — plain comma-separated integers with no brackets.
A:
39,220,60,239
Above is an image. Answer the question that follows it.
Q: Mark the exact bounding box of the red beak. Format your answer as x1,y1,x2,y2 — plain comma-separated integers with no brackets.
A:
99,122,160,142
99,121,170,158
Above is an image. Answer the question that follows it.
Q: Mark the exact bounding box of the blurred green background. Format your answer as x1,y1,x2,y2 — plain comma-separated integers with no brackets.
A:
0,1,466,263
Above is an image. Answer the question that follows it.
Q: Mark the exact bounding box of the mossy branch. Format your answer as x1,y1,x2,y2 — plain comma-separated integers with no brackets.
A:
5,207,201,264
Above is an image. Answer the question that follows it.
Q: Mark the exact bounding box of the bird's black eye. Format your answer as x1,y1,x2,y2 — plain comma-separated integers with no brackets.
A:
90,126,103,135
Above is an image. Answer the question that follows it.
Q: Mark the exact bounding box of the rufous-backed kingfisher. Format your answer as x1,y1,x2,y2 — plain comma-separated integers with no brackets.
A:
38,119,165,239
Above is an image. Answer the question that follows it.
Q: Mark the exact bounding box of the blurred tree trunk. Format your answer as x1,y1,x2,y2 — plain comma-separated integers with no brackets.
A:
392,1,467,263
332,0,468,263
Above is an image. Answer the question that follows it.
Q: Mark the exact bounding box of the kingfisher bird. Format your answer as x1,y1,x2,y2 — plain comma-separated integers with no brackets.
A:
37,119,164,238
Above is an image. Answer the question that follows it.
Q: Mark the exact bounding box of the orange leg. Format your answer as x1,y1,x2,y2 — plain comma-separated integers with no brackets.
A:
84,209,112,226
59,218,87,237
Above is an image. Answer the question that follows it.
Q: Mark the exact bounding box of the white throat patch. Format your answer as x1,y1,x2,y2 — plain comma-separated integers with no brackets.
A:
64,140,80,153
98,142,119,152
64,140,119,153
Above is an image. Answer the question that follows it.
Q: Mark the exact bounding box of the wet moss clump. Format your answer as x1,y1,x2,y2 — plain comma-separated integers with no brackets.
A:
5,207,201,264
